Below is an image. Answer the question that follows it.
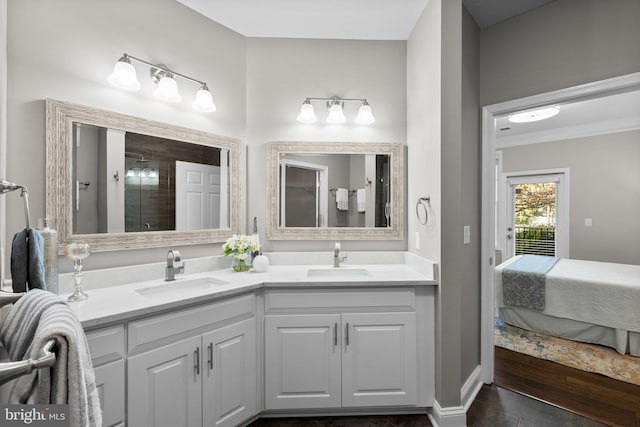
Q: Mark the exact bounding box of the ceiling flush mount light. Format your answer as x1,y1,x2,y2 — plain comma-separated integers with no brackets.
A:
297,96,375,125
508,106,560,123
107,53,216,113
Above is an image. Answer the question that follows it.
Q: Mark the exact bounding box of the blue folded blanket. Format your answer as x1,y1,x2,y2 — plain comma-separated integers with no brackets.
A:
502,255,558,311
10,228,46,292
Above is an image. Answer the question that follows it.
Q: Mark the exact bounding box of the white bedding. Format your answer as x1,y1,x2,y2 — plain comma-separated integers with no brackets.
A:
496,256,640,333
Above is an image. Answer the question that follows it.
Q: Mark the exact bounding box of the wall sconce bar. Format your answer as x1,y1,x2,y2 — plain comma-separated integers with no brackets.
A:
297,96,375,125
108,53,216,112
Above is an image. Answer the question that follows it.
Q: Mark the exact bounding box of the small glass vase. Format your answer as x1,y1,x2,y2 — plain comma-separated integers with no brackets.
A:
64,242,91,302
232,258,251,272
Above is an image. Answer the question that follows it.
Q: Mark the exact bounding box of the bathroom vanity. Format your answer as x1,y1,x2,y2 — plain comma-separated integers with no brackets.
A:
74,257,437,427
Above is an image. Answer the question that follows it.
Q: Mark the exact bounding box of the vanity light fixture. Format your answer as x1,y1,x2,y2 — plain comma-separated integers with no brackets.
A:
107,53,216,113
508,106,560,123
297,96,375,125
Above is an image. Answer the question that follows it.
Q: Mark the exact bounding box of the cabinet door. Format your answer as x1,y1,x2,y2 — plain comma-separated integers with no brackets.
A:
128,336,202,427
94,359,125,427
202,318,257,427
341,312,417,407
265,314,341,410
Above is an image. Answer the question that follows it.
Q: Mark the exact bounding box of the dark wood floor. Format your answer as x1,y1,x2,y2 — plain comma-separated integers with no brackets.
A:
495,346,640,427
249,383,603,426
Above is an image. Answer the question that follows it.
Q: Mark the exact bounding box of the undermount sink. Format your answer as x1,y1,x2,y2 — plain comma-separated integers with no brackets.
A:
136,276,229,297
306,267,370,278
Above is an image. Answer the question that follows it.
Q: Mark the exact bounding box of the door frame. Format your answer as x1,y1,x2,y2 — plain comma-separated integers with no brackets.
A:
480,72,640,384
501,169,570,260
279,159,328,227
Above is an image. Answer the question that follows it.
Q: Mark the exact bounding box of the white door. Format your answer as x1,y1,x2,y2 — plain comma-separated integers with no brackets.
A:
341,312,417,407
202,319,257,427
503,171,569,260
175,160,221,230
264,314,341,410
128,336,202,427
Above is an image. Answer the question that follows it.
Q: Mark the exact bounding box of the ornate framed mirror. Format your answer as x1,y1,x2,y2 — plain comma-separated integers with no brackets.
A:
267,141,404,240
46,98,241,252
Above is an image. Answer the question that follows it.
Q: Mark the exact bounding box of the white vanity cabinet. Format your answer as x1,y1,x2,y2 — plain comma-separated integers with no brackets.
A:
126,293,257,427
85,325,126,427
264,288,427,411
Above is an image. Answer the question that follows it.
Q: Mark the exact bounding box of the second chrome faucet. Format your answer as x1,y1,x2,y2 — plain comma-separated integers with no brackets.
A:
333,242,347,268
166,249,185,281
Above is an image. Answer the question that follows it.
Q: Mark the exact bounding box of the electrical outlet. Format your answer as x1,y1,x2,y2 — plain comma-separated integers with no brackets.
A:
585,218,592,227
415,231,421,250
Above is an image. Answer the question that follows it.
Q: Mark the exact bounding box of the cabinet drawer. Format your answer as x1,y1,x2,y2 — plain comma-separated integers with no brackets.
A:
265,288,415,313
128,293,255,354
86,325,125,366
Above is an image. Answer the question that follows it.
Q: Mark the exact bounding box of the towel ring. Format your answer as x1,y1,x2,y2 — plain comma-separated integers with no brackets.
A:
416,196,431,225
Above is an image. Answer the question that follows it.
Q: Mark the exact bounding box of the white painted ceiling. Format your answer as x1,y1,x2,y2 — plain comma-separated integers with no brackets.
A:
177,0,556,41
495,90,640,148
176,0,638,142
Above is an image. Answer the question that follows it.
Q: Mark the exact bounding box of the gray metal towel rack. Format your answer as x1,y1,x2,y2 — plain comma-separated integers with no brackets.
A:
0,291,57,386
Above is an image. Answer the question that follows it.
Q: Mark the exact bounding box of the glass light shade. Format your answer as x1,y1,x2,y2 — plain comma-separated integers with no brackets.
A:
192,86,217,112
154,75,182,103
355,103,375,125
326,103,346,124
297,102,317,123
107,59,141,91
508,106,559,123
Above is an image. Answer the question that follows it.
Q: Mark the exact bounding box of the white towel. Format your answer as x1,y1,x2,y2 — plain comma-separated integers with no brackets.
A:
0,289,102,427
336,188,349,211
357,188,366,212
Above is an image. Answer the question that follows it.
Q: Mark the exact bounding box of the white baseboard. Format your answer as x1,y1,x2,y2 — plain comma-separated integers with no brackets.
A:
428,365,483,427
428,400,467,427
461,365,483,411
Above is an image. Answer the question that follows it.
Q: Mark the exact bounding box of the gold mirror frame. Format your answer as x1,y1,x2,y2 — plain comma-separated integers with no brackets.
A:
46,98,241,252
267,141,404,240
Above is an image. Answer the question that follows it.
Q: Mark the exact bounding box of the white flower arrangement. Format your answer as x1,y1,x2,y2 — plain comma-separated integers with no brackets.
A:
222,234,260,261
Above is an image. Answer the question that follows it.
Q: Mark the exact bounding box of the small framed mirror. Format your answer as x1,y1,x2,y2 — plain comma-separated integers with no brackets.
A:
46,99,241,252
267,141,404,240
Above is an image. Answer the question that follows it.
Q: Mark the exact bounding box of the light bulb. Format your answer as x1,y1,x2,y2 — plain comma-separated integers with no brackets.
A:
297,99,317,123
326,102,346,124
192,85,216,112
508,106,559,123
107,56,141,91
355,101,375,125
154,74,181,103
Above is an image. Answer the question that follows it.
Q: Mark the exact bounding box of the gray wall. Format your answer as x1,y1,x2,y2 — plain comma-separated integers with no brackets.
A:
245,37,407,254
6,0,247,273
407,0,482,408
480,0,640,106
460,5,481,393
5,1,408,274
502,130,640,265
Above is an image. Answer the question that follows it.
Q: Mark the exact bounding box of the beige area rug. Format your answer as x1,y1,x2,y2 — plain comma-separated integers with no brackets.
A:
494,319,640,386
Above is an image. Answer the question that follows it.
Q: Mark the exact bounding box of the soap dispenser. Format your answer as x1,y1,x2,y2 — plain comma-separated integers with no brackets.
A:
37,217,59,294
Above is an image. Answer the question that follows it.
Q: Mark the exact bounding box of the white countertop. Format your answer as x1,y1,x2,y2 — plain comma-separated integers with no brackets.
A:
68,261,437,329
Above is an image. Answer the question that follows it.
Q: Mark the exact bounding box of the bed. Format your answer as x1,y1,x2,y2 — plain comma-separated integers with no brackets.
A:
495,255,640,356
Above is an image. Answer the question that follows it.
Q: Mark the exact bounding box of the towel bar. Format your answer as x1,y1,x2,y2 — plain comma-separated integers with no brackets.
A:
0,291,24,308
0,339,57,386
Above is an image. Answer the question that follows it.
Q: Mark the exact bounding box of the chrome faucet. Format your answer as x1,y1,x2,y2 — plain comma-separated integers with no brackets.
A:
333,242,347,268
165,249,185,281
